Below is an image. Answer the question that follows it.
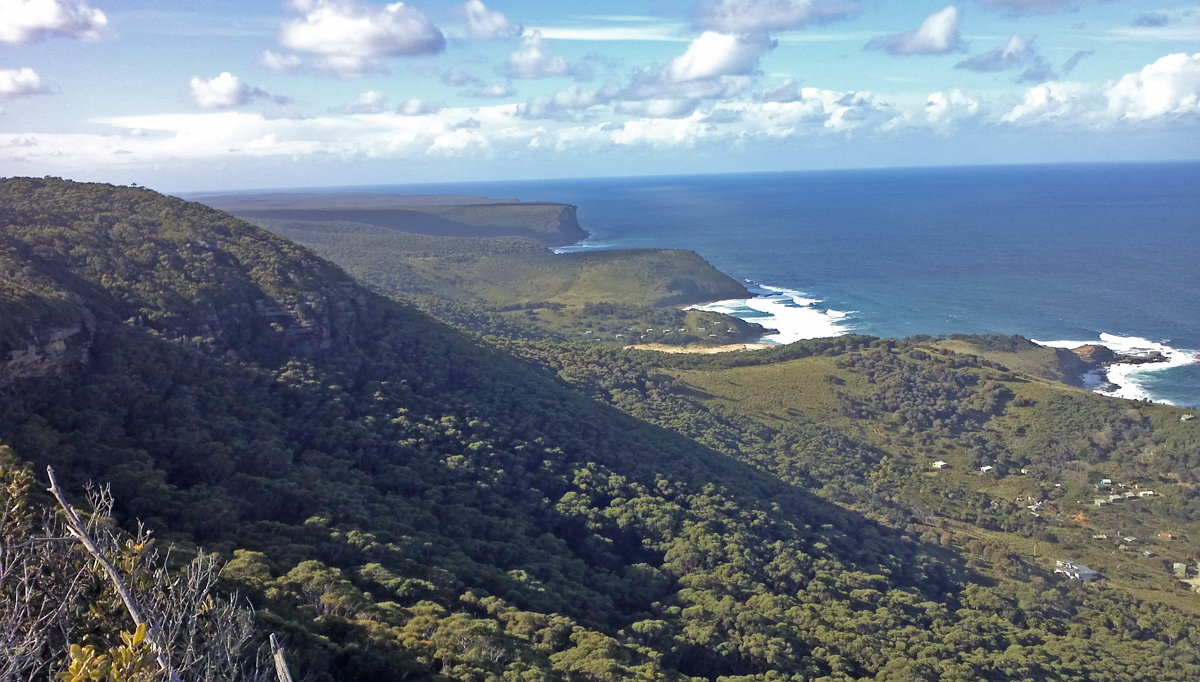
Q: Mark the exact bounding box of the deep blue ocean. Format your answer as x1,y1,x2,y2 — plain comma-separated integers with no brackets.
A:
338,163,1200,407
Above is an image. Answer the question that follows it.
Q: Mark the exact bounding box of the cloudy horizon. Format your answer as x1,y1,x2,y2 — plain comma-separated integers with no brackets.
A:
1,0,1197,191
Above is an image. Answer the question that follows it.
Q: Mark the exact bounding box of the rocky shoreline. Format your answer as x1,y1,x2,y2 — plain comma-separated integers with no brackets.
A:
1069,344,1170,394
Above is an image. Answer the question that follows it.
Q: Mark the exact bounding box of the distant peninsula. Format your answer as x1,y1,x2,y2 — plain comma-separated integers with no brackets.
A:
191,191,589,248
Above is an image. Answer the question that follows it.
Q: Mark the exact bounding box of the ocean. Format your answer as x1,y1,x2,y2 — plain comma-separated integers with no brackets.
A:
337,163,1200,407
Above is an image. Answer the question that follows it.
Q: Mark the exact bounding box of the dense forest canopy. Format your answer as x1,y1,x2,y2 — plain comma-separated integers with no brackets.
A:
1,178,1199,681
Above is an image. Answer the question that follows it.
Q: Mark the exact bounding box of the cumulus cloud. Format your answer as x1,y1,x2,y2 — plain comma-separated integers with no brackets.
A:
1105,52,1200,120
616,99,701,119
1001,53,1200,125
259,50,304,73
468,83,514,98
0,0,107,43
977,0,1072,17
617,31,774,111
397,98,440,115
189,73,288,110
279,0,445,78
955,34,1036,72
866,6,963,56
1001,80,1096,123
926,88,981,126
760,76,802,102
0,67,45,98
334,90,387,114
693,0,859,34
505,30,574,79
668,31,774,81
462,0,520,39
520,84,619,120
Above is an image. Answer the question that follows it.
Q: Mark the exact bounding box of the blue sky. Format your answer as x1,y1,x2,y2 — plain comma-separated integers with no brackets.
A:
0,0,1197,191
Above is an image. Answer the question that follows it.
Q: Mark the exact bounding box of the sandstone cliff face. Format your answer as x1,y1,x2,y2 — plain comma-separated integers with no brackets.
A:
0,317,93,388
0,279,368,387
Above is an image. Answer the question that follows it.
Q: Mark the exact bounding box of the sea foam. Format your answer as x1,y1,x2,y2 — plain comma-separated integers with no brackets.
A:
1032,333,1199,404
689,283,853,344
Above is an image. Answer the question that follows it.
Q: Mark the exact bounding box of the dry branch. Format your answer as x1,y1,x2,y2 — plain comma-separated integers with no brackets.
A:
45,465,185,682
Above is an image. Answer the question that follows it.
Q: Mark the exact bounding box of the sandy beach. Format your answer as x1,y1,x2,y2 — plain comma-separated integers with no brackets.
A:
627,342,772,354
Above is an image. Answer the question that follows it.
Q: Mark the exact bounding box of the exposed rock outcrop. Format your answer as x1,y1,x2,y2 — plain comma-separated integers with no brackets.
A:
1,318,94,388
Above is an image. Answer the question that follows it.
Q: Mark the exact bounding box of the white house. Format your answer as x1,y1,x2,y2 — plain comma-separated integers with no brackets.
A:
1054,560,1100,581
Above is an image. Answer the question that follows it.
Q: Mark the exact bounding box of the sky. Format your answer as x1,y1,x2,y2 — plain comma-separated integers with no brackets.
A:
0,0,1197,191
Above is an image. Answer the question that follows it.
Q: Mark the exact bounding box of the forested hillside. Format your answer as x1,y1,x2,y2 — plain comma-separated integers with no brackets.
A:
2,178,1199,681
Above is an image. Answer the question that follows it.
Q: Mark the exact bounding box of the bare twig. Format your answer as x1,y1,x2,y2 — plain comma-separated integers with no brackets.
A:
45,465,184,682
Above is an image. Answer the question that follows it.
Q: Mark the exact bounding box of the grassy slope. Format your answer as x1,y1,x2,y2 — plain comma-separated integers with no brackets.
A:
658,347,1200,613
936,337,1092,387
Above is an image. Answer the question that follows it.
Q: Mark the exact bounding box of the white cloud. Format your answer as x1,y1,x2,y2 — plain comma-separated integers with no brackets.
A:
694,0,860,34
955,34,1036,72
1001,80,1097,123
1001,53,1200,125
926,88,981,126
279,0,445,78
977,0,1072,17
0,67,45,98
462,0,520,39
668,32,775,81
0,0,107,43
336,90,387,114
1106,52,1200,120
617,31,773,108
505,30,571,79
521,84,618,119
259,50,304,74
760,76,802,102
397,98,440,115
616,99,701,118
189,73,287,110
469,83,515,98
866,6,963,56
440,66,482,86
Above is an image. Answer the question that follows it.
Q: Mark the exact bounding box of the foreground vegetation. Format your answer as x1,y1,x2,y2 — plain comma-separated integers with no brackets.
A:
1,178,1198,681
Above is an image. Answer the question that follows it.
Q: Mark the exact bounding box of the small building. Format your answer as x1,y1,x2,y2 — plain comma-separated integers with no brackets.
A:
980,465,993,473
1101,478,1112,485
1182,414,1195,422
1092,534,1108,539
1174,563,1188,575
1142,550,1156,558
1160,533,1174,539
1123,491,1136,498
1123,536,1138,543
1094,499,1109,507
1055,560,1101,581
1138,490,1156,498
1108,494,1123,503
1118,544,1130,552
1020,468,1029,475
933,460,948,469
